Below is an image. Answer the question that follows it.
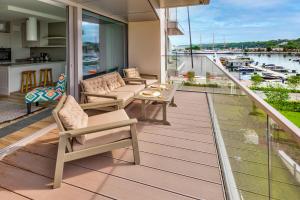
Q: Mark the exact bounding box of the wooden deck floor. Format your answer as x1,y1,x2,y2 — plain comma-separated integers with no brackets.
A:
0,91,225,200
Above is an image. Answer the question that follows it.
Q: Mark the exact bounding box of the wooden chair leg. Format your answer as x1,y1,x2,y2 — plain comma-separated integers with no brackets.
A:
21,73,24,93
53,136,67,189
39,70,43,87
25,73,29,93
33,71,37,88
27,103,32,114
130,124,140,165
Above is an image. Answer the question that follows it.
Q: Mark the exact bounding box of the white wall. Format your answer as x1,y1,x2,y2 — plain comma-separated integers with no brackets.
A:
128,21,163,81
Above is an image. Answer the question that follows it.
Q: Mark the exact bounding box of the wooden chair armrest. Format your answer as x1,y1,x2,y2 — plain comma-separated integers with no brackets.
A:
79,99,122,110
82,92,118,100
140,73,159,79
60,119,138,137
123,78,147,84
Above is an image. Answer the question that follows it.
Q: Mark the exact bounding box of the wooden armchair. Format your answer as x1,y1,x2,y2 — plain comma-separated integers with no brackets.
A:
52,95,140,188
123,68,159,86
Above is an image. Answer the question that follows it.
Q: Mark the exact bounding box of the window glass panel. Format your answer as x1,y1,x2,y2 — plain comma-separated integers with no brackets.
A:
82,10,127,79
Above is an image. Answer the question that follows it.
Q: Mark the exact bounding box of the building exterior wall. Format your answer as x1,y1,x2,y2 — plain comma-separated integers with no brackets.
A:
128,21,162,81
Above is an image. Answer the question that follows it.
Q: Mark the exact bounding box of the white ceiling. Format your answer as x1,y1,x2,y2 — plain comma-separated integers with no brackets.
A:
0,0,66,22
71,0,158,22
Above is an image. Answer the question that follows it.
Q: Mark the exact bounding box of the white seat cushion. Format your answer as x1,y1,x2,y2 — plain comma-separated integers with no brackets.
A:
73,109,131,151
88,91,134,106
113,84,145,95
145,79,158,86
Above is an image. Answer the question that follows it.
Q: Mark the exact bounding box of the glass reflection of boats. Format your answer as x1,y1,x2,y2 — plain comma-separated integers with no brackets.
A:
83,54,99,64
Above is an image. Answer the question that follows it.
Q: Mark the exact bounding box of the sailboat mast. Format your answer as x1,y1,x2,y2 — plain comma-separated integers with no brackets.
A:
187,6,194,69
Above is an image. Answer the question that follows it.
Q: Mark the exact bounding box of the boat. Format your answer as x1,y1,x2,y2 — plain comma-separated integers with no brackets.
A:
262,72,280,80
237,66,255,73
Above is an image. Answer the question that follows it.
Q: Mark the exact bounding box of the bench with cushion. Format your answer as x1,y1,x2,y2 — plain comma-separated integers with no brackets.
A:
81,71,145,108
52,95,140,188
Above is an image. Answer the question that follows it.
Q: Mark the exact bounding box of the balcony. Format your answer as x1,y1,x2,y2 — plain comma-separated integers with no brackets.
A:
0,55,299,200
167,21,184,35
160,0,210,8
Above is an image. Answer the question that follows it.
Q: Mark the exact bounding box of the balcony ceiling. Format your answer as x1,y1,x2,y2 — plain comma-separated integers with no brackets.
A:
160,0,210,8
71,0,158,22
0,0,66,22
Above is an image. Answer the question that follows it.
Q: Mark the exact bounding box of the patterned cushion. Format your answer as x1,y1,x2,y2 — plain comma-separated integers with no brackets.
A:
25,73,66,104
103,72,126,91
58,96,88,140
25,87,63,103
124,68,140,78
81,76,110,102
55,74,66,92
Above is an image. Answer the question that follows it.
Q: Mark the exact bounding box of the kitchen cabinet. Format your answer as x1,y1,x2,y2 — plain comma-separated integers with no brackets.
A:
0,32,11,48
0,61,66,95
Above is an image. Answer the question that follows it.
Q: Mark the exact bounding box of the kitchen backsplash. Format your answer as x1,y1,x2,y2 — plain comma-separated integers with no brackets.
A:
30,47,66,61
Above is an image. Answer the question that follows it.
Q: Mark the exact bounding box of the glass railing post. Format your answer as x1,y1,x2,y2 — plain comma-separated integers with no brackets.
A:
267,115,272,200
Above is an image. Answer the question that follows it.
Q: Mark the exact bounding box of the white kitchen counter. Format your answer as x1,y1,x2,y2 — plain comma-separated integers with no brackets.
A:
0,61,66,95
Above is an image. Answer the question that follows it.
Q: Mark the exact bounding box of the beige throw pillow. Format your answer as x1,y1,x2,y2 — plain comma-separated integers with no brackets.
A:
104,72,126,91
124,68,140,78
58,95,88,143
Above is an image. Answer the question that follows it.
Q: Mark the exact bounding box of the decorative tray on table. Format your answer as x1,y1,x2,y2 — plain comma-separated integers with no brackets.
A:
139,90,161,97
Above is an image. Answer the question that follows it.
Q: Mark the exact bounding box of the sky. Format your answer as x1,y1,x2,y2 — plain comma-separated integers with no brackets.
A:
170,0,300,46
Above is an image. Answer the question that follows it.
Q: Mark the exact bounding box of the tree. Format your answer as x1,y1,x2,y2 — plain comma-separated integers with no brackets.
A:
287,75,300,89
266,47,272,52
251,74,263,87
187,71,195,82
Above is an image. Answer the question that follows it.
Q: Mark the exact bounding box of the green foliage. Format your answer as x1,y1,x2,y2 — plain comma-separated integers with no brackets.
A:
251,74,264,86
287,75,300,89
280,111,300,127
186,71,195,82
250,86,300,93
196,38,300,50
264,86,289,103
183,82,220,88
268,101,300,112
185,45,201,50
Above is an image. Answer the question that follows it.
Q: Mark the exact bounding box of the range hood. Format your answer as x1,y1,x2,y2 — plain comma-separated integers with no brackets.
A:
26,17,38,41
0,22,8,32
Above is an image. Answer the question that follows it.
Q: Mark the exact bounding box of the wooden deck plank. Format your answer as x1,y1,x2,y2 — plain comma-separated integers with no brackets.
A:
17,143,223,199
0,162,112,200
0,187,30,200
137,132,217,154
2,151,195,200
141,128,214,143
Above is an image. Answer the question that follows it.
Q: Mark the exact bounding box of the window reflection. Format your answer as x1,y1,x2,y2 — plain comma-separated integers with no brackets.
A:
82,10,127,79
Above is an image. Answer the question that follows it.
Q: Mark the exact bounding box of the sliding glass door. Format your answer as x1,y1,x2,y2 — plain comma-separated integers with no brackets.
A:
82,10,127,79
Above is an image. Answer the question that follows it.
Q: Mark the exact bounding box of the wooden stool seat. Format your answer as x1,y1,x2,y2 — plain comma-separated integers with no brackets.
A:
39,68,53,87
21,70,37,93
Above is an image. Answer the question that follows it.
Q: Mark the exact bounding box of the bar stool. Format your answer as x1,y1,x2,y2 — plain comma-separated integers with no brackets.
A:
39,68,53,87
21,70,37,93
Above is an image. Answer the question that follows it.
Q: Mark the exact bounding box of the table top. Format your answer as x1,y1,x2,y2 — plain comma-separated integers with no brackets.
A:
134,84,177,102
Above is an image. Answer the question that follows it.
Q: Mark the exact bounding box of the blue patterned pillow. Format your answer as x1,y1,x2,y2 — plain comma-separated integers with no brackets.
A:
55,74,66,92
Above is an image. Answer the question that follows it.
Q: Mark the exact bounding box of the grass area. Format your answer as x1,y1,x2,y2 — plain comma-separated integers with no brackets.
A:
280,110,300,128
250,86,300,93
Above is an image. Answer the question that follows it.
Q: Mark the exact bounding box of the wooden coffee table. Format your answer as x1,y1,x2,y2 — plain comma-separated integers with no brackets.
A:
134,84,177,125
